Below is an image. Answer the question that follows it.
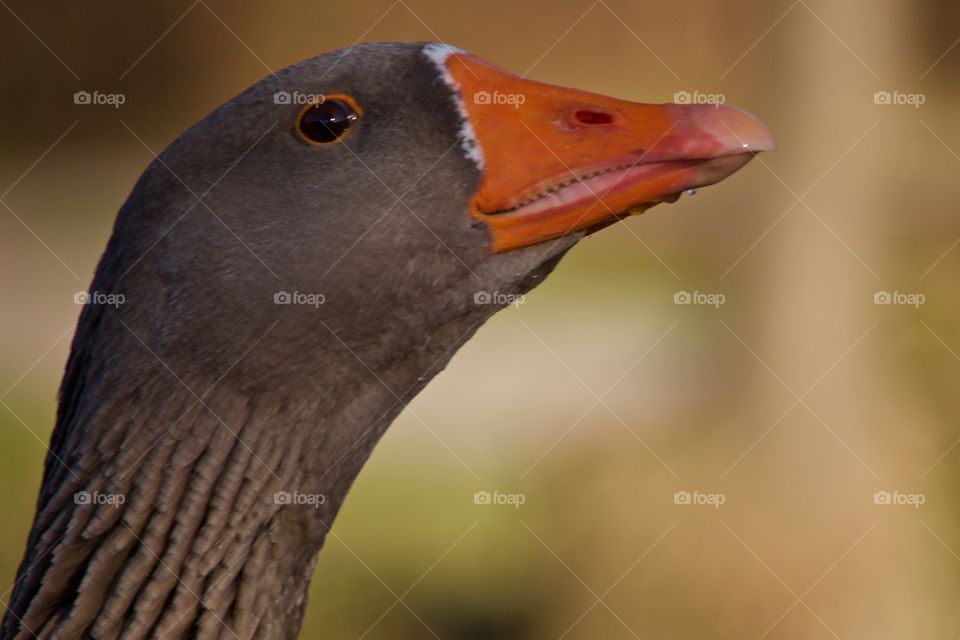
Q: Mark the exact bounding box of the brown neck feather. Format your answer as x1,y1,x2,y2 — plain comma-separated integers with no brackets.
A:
2,311,480,640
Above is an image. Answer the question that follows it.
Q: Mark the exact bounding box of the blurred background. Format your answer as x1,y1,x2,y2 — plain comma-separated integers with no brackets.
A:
2,0,960,637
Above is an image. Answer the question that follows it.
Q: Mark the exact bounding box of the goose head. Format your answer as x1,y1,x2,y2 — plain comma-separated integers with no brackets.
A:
2,41,772,640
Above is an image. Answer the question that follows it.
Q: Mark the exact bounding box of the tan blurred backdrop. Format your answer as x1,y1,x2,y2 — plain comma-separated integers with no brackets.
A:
2,1,960,638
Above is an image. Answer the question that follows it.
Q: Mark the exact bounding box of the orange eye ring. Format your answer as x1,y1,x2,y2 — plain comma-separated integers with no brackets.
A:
294,93,362,145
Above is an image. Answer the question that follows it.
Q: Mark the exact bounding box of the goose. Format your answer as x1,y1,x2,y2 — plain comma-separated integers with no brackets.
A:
1,42,773,639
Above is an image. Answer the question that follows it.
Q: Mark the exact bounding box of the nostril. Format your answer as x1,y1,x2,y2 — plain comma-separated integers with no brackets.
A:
573,109,614,125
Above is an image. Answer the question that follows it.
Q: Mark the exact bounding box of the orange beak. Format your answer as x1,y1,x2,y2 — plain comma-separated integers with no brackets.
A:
443,53,775,253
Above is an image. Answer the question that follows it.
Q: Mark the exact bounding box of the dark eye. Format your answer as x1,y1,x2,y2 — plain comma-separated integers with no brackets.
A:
296,97,360,144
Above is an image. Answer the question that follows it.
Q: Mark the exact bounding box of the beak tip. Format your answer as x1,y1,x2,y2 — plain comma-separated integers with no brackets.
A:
665,103,775,158
744,140,777,153
719,105,776,153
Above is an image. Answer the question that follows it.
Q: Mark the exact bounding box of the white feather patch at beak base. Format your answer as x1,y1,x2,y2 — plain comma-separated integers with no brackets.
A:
421,43,485,170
